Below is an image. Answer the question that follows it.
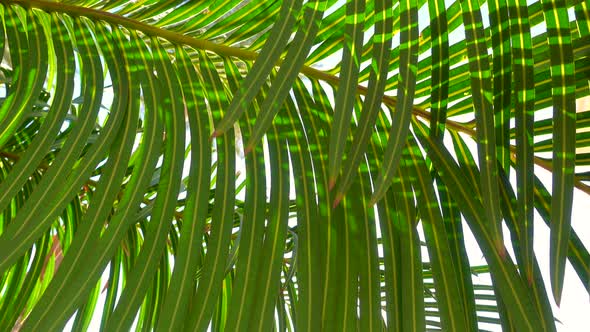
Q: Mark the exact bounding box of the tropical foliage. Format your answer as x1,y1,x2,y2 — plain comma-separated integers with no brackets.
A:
0,0,589,331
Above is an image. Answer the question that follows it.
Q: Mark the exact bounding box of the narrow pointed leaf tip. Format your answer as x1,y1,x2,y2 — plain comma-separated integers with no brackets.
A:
332,192,343,209
210,129,222,139
329,177,337,191
244,144,253,155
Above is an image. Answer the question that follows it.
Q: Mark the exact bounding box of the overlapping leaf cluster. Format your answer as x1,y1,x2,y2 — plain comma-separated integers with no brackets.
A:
0,0,588,331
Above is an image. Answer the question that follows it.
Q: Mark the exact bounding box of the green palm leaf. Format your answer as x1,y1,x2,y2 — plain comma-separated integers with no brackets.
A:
1,0,588,330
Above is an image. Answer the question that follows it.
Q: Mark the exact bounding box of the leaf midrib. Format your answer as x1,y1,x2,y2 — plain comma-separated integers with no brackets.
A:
4,0,589,201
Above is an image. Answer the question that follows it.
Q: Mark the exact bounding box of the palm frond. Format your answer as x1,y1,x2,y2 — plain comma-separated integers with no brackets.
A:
0,0,589,331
